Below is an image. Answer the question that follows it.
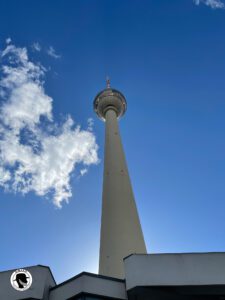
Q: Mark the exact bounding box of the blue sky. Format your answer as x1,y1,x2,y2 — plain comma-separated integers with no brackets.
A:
0,0,225,283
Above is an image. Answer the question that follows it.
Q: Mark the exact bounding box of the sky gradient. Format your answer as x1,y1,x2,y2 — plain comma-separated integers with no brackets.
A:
0,0,225,283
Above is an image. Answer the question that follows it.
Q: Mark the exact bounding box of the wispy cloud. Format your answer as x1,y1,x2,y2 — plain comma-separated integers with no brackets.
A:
6,37,11,44
0,42,99,207
193,0,225,9
80,168,88,176
32,42,41,52
46,46,61,59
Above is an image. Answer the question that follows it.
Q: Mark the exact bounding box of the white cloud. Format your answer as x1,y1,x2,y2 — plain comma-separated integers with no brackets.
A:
46,46,61,59
194,0,225,9
80,168,88,176
6,38,12,44
32,42,41,52
0,166,11,185
0,43,99,207
87,118,94,131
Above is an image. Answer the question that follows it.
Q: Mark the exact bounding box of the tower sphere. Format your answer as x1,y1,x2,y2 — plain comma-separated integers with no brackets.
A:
93,87,127,121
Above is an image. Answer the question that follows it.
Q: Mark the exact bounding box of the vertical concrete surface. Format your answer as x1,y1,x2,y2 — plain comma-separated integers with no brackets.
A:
99,108,146,278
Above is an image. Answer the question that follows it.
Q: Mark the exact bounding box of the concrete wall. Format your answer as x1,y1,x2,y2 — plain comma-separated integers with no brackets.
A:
0,266,126,300
0,265,55,300
124,253,225,291
49,272,127,300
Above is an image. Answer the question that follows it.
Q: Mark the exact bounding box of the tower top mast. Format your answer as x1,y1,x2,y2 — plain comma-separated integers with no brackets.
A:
106,76,111,89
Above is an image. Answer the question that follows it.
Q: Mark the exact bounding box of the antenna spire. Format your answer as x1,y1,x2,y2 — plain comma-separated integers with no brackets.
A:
106,76,111,89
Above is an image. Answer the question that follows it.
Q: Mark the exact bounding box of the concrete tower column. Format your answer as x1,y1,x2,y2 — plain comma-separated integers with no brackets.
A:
94,83,147,279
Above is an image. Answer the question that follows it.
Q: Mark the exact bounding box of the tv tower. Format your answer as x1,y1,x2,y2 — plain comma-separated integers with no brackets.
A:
94,80,147,279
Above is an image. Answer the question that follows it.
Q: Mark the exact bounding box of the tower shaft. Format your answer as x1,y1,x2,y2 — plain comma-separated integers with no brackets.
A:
99,109,147,279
